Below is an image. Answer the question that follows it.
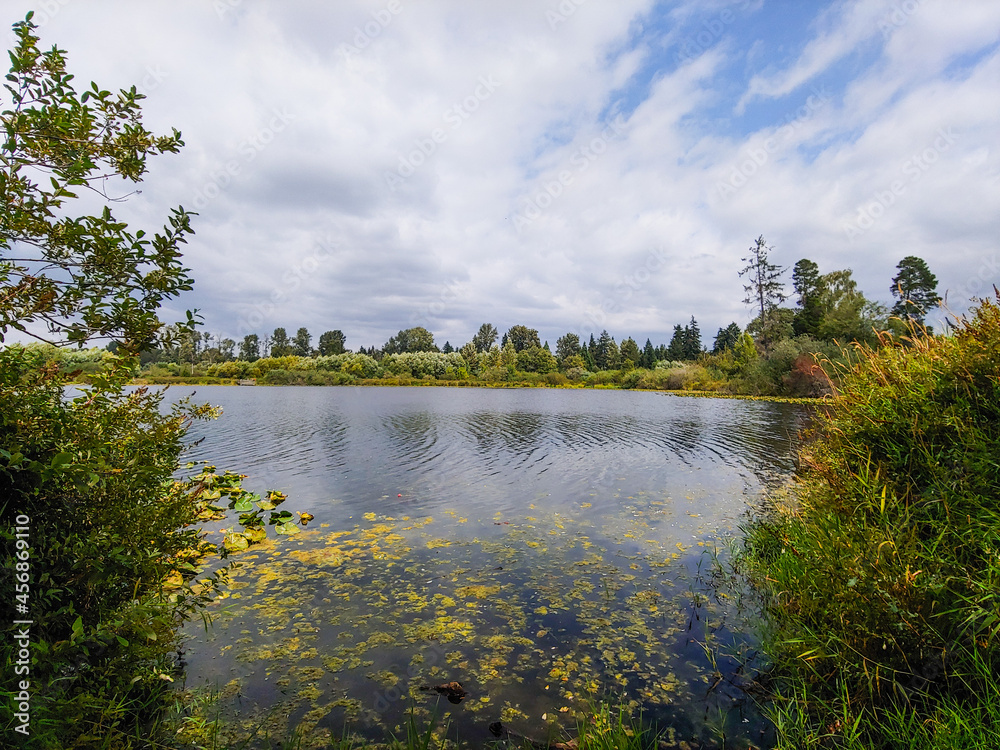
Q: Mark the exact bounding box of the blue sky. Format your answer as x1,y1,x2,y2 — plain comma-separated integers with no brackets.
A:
6,0,1000,351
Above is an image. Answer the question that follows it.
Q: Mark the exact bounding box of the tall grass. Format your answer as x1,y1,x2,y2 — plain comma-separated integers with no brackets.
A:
739,294,1000,748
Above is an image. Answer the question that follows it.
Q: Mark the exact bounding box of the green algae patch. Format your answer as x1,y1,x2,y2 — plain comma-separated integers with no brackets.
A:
184,499,758,748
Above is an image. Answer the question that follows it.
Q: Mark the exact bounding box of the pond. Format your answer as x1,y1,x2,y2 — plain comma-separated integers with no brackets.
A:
169,385,808,749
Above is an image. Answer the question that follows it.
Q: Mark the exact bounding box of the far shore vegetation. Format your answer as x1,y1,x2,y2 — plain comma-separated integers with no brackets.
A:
21,249,944,402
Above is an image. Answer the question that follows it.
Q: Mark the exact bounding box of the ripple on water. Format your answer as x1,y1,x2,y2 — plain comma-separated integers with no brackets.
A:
163,386,803,749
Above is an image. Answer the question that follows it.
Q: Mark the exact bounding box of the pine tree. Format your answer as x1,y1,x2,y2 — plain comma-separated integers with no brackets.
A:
666,325,685,360
739,236,787,350
712,322,742,353
792,259,823,336
890,256,941,326
683,316,702,360
640,338,656,369
593,330,623,370
620,337,640,370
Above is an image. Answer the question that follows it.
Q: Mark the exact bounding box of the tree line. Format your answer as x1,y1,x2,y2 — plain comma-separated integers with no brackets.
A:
143,244,941,382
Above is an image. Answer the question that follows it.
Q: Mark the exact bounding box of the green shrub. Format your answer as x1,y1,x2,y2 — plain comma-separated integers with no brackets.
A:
0,352,284,746
740,294,1000,747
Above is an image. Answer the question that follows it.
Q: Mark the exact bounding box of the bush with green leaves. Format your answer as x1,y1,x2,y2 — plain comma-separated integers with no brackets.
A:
381,351,467,378
740,294,1000,747
0,16,292,747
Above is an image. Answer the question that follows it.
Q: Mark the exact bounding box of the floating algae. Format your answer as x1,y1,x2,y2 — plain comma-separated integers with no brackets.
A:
182,494,767,750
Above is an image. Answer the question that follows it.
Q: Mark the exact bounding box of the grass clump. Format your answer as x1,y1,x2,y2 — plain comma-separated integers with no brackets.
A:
739,293,1000,748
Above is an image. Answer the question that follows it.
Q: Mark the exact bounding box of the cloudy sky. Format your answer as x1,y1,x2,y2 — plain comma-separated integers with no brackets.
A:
10,0,1000,350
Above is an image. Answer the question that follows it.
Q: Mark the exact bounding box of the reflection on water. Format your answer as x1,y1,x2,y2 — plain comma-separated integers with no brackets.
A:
167,386,807,749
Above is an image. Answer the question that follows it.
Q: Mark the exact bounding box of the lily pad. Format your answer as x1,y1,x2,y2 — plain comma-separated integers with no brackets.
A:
244,527,267,543
275,521,301,536
224,532,250,552
232,497,254,512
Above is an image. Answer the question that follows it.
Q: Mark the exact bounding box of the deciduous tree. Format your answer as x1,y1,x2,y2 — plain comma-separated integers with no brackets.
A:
383,326,437,354
318,329,346,356
270,326,292,356
293,326,312,356
471,323,498,352
240,333,261,361
503,324,541,352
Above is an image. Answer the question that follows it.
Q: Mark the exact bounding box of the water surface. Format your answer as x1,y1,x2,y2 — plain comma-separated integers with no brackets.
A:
170,386,805,748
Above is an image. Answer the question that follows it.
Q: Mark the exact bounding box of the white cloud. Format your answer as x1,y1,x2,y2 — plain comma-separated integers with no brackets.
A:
6,0,999,349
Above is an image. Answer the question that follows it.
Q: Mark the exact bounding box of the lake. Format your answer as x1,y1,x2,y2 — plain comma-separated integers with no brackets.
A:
168,385,807,749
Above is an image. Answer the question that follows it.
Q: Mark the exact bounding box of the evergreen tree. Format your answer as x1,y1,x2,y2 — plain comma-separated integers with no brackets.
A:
442,341,454,353
682,316,702,360
459,342,479,373
739,236,787,350
890,256,941,326
713,322,742,353
606,337,621,370
620,337,640,370
317,330,347,356
792,258,824,336
640,338,656,369
293,327,312,357
587,334,598,363
667,325,685,361
595,330,617,370
581,342,597,371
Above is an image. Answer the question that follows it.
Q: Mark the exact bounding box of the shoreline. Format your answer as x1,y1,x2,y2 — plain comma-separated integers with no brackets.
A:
117,376,822,404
